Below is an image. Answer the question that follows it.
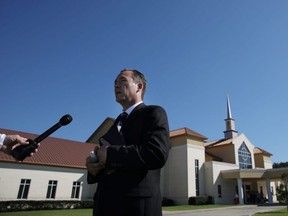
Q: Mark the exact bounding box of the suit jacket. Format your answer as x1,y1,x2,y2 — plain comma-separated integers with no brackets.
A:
88,103,170,216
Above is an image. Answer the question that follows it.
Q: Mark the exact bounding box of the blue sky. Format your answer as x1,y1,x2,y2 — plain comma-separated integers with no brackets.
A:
1,0,287,163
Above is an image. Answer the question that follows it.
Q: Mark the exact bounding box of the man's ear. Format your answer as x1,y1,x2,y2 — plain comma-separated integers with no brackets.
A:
137,83,143,92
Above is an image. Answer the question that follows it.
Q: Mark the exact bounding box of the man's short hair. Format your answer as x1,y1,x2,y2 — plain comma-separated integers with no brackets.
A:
120,69,147,98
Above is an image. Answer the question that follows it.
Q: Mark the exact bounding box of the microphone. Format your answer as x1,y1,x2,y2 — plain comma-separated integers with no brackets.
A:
11,114,73,161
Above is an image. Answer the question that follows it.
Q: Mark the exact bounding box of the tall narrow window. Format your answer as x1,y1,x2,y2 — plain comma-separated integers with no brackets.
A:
71,181,81,199
195,159,199,196
218,185,222,197
17,179,31,199
238,142,252,169
46,180,57,199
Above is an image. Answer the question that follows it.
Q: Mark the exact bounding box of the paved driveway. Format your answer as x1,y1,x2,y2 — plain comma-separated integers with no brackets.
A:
163,205,286,216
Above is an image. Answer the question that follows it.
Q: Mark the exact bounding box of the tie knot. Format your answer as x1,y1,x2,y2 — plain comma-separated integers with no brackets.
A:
119,112,128,126
121,112,128,118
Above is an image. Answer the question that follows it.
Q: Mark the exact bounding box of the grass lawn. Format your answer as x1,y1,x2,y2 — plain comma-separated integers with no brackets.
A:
253,208,288,216
1,205,286,216
0,205,229,215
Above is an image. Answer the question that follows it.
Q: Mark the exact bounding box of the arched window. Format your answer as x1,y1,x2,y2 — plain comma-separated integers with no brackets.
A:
238,142,252,169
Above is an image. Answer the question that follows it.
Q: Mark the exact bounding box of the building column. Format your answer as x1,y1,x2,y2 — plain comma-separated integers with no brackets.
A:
237,178,244,204
266,177,273,204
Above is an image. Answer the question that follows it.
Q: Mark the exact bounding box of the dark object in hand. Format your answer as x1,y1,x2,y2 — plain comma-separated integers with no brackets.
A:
11,114,72,161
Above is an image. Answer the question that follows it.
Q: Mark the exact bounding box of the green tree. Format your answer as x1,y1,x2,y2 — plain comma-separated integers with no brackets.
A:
276,172,288,212
273,162,288,168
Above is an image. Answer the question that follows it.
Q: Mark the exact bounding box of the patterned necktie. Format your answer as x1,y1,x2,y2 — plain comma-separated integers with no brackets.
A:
118,112,128,131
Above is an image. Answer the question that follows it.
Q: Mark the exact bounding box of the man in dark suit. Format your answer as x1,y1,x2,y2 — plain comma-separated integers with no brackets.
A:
86,69,170,216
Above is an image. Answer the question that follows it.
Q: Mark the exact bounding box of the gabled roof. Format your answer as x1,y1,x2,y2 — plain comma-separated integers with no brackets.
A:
170,127,207,140
205,138,273,157
86,117,115,143
0,128,95,169
254,147,273,156
204,138,233,148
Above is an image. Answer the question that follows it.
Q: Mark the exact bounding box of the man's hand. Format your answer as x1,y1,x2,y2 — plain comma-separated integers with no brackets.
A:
86,160,105,176
1,135,39,156
97,138,110,164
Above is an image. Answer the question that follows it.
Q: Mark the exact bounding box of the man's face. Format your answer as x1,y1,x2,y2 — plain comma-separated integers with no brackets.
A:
114,70,140,109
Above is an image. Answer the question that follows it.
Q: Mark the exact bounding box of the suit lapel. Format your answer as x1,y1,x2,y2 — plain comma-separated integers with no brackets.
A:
121,103,146,131
101,121,125,146
102,103,146,145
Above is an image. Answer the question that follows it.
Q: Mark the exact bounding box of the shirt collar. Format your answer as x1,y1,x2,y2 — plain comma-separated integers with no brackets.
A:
124,101,143,115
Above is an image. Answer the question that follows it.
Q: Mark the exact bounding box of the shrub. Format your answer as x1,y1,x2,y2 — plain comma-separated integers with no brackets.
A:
276,183,288,204
0,200,94,212
188,196,213,205
162,198,174,206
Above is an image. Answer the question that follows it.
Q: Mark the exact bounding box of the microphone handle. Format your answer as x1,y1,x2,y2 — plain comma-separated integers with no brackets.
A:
12,122,63,161
11,139,38,161
34,122,61,143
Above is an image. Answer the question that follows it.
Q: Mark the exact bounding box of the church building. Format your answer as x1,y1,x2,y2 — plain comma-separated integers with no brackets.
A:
159,97,287,204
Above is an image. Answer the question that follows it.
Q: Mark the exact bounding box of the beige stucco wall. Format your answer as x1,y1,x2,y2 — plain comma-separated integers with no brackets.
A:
0,162,96,201
263,156,273,169
205,161,238,204
206,144,235,164
161,142,206,205
163,144,188,204
170,136,204,147
187,144,206,197
254,154,264,168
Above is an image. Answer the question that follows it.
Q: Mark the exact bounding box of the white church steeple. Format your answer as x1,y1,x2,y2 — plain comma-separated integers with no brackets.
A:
224,95,238,139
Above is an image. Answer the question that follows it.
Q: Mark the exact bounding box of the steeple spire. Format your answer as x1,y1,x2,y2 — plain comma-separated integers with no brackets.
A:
227,95,232,119
224,95,238,139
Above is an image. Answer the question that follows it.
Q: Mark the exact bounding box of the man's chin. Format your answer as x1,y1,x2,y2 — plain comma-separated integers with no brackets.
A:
115,97,124,103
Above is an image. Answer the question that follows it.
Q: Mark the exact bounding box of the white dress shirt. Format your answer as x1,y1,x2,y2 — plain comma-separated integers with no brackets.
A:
117,101,143,131
0,134,6,150
124,101,143,116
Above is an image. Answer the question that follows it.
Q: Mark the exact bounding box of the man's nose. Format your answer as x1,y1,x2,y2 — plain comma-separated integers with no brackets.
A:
114,82,120,88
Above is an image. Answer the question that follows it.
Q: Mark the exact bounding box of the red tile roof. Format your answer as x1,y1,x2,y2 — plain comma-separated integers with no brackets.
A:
0,128,96,169
170,127,207,140
204,138,233,148
254,147,273,156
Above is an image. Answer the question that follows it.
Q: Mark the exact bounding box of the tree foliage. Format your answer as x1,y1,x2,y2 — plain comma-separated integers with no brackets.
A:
273,162,288,168
276,173,288,212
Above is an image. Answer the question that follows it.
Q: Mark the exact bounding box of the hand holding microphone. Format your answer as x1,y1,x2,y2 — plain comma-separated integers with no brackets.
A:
0,134,30,156
11,114,73,161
